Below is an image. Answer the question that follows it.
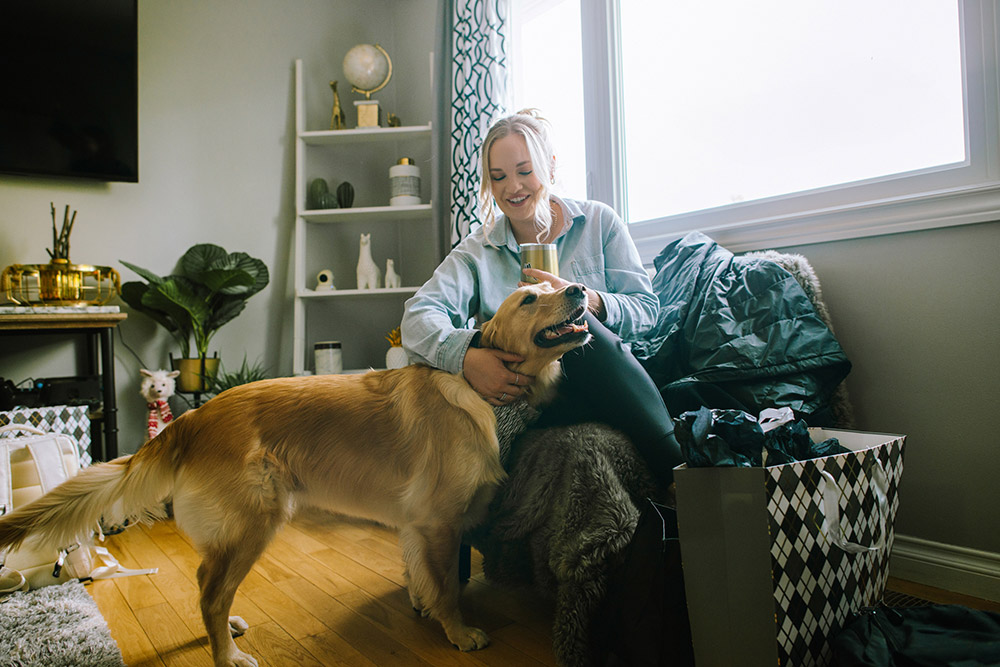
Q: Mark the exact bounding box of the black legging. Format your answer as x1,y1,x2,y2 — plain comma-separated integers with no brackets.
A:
535,312,683,487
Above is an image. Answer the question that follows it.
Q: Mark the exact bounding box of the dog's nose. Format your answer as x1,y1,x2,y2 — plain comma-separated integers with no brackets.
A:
566,284,584,297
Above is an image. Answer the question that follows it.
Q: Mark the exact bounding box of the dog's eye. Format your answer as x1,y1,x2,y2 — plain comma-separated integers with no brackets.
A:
521,294,537,306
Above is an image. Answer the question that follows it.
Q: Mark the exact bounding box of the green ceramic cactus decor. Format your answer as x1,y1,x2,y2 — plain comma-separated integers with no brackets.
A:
336,181,355,209
308,178,330,209
318,191,339,209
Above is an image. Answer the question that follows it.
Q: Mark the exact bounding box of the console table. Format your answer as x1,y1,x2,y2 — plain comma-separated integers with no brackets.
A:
0,311,126,461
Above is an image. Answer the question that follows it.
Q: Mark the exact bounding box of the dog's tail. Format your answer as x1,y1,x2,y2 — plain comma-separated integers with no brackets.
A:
0,424,179,554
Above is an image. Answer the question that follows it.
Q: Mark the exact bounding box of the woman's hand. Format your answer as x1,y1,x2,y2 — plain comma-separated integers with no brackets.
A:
463,346,535,406
519,268,606,320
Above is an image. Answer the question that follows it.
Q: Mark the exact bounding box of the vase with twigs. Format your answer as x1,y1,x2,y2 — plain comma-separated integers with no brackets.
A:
1,203,120,307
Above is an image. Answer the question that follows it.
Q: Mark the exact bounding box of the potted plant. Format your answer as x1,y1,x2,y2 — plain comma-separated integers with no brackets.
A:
120,244,269,393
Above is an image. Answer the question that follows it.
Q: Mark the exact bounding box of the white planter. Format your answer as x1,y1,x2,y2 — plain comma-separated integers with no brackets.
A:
385,346,409,370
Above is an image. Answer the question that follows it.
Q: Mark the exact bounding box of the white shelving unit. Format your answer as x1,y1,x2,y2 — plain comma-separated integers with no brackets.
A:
292,59,437,374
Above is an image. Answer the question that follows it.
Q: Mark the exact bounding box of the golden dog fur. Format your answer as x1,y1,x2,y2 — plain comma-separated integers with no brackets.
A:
0,282,590,667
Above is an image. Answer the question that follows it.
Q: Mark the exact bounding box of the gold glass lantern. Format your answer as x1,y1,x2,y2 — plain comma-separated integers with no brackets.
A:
2,260,121,306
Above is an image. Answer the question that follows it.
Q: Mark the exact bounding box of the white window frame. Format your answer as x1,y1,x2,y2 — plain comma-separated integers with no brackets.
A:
580,0,1000,259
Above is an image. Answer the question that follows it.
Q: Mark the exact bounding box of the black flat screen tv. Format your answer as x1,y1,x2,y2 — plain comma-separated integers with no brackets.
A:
0,0,139,183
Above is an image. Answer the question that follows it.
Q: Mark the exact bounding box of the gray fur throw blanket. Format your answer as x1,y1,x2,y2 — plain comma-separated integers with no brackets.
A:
468,420,662,666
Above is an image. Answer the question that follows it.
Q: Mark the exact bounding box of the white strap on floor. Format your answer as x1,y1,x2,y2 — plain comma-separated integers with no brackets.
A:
88,545,158,579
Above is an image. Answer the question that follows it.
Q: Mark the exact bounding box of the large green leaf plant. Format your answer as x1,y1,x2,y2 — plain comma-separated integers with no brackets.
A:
120,244,269,361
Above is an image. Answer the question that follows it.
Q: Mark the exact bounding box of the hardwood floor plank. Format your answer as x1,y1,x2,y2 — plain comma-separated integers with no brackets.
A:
248,565,441,664
133,601,213,667
486,622,559,666
142,526,204,585
265,533,361,599
298,630,380,666
236,620,326,667
886,576,1000,611
98,518,558,665
464,576,556,632
272,520,331,555
115,532,208,636
250,549,301,586
95,518,1000,667
299,522,409,587
96,543,169,620
136,519,272,629
238,569,330,639
268,573,431,665
308,545,404,600
88,578,163,666
334,587,483,666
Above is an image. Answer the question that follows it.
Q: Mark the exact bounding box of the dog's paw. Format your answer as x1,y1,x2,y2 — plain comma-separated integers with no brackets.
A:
408,589,432,617
449,626,490,651
228,616,249,637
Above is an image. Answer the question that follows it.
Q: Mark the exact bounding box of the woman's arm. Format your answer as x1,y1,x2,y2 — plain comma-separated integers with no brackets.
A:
400,250,481,374
401,248,531,404
597,218,660,341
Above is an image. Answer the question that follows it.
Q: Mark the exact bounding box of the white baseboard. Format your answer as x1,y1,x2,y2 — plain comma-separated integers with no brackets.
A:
890,533,1000,602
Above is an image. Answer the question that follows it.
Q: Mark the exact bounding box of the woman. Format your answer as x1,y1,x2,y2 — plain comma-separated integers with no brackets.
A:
401,109,681,486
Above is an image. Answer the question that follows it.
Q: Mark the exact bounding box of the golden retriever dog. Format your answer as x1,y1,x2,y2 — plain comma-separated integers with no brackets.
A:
0,281,591,667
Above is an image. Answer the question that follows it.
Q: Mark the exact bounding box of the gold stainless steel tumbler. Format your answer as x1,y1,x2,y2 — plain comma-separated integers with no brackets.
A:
519,243,559,283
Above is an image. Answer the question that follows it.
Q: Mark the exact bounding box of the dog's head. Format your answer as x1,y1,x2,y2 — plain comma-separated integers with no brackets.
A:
480,282,592,403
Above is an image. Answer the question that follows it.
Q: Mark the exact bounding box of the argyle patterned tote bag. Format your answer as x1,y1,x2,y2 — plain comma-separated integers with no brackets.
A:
675,429,906,667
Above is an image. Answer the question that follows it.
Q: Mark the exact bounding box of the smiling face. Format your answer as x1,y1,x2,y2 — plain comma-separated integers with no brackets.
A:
488,133,547,230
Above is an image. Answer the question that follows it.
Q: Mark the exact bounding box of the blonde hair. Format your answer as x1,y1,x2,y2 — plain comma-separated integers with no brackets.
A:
478,109,556,243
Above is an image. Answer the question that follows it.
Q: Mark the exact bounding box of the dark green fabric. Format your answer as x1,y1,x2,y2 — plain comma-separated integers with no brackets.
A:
832,604,1000,666
637,232,852,419
673,406,851,468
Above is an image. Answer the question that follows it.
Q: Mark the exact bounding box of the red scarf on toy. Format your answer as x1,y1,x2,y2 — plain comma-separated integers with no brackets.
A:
147,399,174,439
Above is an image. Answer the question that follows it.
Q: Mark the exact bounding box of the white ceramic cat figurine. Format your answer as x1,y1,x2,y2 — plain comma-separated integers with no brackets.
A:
356,233,381,289
384,258,401,289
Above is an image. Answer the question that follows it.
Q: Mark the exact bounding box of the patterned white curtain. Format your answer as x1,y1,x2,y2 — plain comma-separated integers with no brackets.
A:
450,0,511,246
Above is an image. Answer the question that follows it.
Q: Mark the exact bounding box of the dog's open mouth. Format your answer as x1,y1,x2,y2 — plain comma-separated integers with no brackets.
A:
534,305,589,348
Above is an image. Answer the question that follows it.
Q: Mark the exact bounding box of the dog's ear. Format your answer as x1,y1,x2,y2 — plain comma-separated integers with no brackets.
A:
479,317,497,350
479,311,519,353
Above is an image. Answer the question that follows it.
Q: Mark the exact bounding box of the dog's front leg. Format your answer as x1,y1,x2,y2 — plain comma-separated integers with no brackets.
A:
399,524,489,651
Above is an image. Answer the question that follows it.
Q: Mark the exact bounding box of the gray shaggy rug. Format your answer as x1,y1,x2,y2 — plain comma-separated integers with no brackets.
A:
468,420,663,666
0,581,125,667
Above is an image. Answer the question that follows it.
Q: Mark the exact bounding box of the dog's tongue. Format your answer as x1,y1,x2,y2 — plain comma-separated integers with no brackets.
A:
544,321,588,339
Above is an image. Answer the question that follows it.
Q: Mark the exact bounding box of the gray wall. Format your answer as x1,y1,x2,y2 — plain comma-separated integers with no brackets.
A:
783,220,1000,555
0,0,437,456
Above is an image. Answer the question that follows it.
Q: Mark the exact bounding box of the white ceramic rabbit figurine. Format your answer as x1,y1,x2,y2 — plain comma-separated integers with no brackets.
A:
356,233,381,290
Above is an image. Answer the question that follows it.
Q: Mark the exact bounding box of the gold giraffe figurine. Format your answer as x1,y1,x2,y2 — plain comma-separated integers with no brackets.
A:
329,80,345,130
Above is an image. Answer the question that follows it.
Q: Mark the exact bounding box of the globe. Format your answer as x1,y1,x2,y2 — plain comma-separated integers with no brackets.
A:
343,44,392,98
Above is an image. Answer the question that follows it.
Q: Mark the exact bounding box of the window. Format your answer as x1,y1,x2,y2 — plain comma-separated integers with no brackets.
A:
512,0,1000,259
510,0,588,197
620,1,965,223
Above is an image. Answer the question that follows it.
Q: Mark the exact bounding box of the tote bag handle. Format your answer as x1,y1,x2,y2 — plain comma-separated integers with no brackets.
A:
0,424,48,437
819,458,889,554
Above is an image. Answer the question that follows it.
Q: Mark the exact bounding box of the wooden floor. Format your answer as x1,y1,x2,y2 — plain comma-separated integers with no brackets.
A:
87,509,557,666
87,512,1000,666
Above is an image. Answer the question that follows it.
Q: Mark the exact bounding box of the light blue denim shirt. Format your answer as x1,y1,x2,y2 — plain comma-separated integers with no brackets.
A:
401,197,659,375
